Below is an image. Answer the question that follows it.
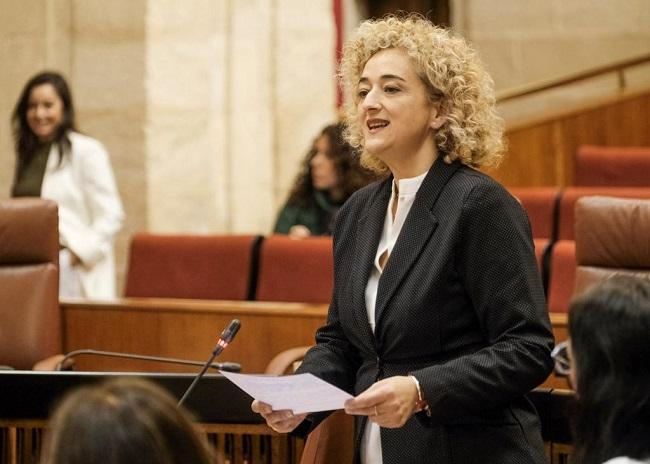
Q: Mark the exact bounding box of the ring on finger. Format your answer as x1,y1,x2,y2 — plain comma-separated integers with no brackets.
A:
374,406,379,416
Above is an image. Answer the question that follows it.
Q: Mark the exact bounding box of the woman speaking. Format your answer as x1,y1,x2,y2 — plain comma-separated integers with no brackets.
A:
253,15,554,464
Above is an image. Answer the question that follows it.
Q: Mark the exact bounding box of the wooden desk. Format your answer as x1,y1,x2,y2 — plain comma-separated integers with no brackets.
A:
52,301,571,464
60,298,328,374
61,298,570,388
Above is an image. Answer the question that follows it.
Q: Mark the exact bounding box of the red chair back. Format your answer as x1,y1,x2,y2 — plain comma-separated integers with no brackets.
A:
125,234,261,300
574,196,650,294
255,235,333,304
557,187,650,240
547,241,576,314
508,187,560,239
575,145,650,187
0,198,61,369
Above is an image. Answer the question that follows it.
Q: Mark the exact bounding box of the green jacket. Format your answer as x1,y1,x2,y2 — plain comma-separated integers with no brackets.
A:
274,191,344,236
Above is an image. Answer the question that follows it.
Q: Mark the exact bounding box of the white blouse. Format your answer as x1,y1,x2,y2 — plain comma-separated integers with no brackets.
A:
361,171,427,464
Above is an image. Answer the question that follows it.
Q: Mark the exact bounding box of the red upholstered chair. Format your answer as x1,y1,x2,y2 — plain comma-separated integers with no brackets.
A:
255,235,333,303
547,241,576,314
0,198,61,370
547,187,650,313
299,406,354,464
574,196,650,294
532,238,551,276
124,233,262,300
508,187,560,240
575,145,650,187
508,187,560,290
556,187,650,242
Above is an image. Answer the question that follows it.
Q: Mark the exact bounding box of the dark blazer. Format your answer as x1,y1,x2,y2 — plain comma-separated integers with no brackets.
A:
295,157,555,464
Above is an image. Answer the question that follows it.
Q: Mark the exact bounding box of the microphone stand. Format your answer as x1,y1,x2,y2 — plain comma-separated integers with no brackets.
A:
55,349,241,372
178,319,241,407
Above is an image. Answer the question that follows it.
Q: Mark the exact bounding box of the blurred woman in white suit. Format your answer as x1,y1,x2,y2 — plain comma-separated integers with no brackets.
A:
11,71,124,299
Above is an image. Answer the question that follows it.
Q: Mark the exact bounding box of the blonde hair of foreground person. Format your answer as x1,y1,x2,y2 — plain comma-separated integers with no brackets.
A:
41,378,213,464
339,14,505,174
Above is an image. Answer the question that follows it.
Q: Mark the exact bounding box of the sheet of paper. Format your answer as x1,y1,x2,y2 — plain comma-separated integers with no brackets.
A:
219,371,353,414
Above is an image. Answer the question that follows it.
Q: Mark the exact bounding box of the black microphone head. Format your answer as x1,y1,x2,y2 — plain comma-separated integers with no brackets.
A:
220,319,241,343
217,362,242,372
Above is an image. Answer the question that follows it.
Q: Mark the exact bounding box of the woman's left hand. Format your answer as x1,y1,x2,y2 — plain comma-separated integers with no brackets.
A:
344,376,418,428
61,246,82,266
288,225,311,238
69,250,81,266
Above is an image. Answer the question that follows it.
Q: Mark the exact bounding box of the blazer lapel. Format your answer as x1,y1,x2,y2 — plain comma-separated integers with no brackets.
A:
351,178,392,346
375,158,462,326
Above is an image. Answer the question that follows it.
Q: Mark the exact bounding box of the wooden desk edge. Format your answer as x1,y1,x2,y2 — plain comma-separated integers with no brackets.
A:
61,297,329,318
61,299,568,323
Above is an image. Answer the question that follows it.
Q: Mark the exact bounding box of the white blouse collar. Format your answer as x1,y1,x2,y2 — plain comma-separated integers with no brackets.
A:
392,170,427,197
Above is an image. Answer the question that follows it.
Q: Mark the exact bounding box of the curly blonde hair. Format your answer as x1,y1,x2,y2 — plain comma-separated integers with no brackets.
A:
340,14,505,174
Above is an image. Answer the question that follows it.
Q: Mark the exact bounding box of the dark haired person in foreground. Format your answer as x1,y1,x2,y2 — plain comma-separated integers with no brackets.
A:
564,276,650,464
41,378,213,464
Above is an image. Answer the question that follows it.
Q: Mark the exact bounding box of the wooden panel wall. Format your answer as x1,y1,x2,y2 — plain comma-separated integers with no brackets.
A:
487,90,650,187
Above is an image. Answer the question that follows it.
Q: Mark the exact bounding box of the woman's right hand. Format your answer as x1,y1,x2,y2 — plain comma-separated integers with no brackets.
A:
251,400,307,433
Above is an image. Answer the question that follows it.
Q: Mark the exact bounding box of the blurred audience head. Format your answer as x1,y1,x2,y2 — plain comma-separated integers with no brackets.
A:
569,275,650,464
287,122,374,206
12,71,76,162
41,377,213,464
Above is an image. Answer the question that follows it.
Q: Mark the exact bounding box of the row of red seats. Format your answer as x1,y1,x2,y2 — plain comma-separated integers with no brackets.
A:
125,193,649,312
125,145,650,312
574,145,650,187
510,186,650,313
510,143,650,313
125,234,334,304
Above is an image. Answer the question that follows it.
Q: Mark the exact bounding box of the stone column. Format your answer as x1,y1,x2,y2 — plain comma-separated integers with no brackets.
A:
70,0,148,289
0,0,72,197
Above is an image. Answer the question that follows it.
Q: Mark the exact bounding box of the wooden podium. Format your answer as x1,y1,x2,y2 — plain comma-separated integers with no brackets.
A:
0,371,303,464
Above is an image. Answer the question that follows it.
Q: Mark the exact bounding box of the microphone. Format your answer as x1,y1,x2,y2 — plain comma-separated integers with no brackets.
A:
54,349,241,372
178,319,241,407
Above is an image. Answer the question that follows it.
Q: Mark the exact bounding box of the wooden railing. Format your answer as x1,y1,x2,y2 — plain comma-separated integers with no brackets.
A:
488,53,650,188
0,368,303,464
497,53,650,103
1,419,302,464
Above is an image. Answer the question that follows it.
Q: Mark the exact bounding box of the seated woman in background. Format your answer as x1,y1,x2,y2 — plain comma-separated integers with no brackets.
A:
41,377,214,464
11,71,124,298
274,122,375,237
563,275,650,464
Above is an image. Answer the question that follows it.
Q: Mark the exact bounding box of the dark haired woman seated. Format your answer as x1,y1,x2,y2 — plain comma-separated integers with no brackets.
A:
274,123,375,237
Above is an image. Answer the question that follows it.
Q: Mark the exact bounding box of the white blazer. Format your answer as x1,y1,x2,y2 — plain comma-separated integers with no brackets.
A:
41,131,124,298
